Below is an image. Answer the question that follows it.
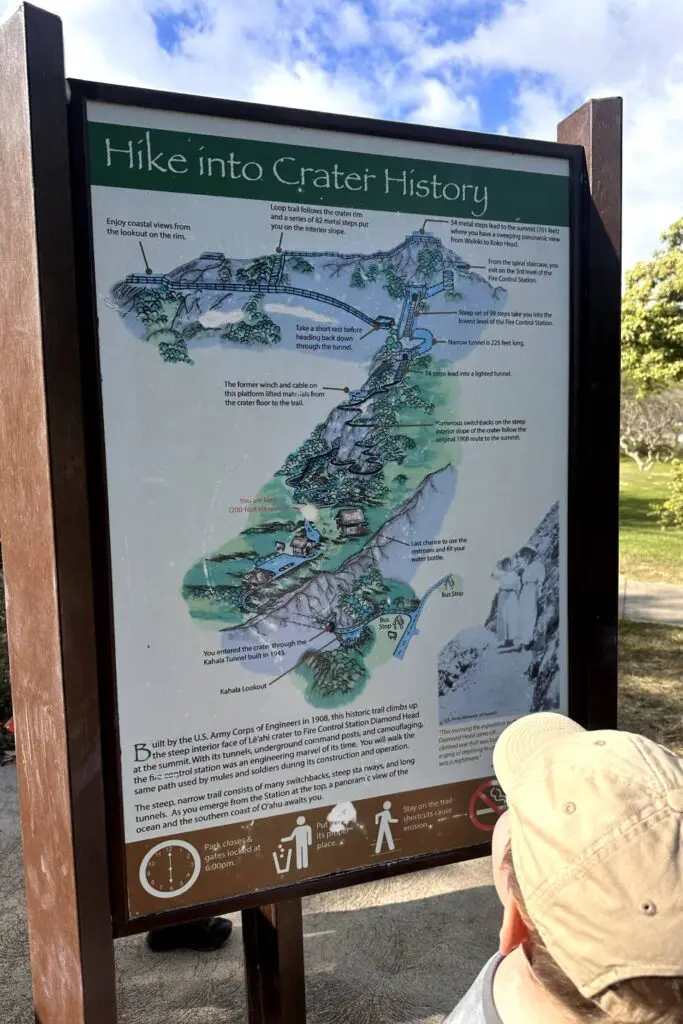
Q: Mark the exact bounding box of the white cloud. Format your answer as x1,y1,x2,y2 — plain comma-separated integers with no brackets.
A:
418,0,683,268
0,0,481,127
506,88,567,144
4,0,680,267
249,62,381,119
408,77,480,130
264,304,336,323
198,309,241,327
336,3,371,47
199,302,336,327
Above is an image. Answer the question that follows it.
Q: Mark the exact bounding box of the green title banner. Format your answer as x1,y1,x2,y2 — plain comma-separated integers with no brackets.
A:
88,121,569,226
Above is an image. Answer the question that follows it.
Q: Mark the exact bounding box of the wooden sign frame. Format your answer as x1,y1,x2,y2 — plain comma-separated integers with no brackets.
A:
67,75,591,937
0,4,622,1023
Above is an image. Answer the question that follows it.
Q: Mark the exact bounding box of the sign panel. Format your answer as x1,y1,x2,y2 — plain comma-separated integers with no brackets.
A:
84,99,571,918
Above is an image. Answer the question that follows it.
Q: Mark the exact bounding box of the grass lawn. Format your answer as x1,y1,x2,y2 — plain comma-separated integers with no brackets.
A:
619,459,683,583
619,621,683,755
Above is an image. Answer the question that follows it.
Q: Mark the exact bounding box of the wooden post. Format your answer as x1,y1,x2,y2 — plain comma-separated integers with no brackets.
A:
0,6,117,1023
242,900,307,1024
558,98,623,731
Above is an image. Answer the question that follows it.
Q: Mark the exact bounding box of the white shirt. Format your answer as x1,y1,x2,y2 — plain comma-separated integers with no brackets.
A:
444,954,503,1024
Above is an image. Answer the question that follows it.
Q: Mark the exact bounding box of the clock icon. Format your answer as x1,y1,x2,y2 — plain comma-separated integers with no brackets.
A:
139,839,202,899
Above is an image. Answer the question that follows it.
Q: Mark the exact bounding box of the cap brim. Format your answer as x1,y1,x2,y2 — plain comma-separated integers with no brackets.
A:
493,713,584,794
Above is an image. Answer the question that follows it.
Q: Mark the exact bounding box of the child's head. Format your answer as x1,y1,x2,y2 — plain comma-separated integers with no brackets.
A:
500,557,513,571
491,714,683,1022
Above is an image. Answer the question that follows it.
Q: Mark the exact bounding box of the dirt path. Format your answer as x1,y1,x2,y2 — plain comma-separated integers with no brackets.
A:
620,578,683,627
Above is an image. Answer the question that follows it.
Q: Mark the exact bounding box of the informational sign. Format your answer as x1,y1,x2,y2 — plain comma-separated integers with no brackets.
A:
85,100,571,917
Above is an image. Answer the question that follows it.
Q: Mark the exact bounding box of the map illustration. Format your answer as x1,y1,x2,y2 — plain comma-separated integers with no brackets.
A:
112,228,506,706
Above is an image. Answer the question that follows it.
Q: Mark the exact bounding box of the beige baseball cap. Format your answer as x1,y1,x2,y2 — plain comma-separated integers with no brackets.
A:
493,713,683,1016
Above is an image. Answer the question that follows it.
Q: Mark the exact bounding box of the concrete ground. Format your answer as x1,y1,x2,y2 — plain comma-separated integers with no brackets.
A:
0,764,499,1024
619,578,683,627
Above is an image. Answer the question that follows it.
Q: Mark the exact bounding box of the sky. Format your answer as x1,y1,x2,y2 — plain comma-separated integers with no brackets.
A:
3,0,683,270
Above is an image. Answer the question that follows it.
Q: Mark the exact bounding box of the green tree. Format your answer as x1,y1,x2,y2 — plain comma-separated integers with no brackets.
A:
134,284,182,327
365,429,416,465
384,270,407,300
223,295,281,347
338,588,375,627
288,256,314,274
350,266,366,288
657,460,683,528
237,256,280,286
243,295,261,321
278,423,328,478
378,330,402,355
620,385,683,470
622,218,683,391
301,647,367,700
135,288,165,325
158,334,193,364
417,244,441,283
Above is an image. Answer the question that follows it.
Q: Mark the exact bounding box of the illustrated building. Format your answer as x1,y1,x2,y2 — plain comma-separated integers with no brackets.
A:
335,507,367,538
291,519,322,557
291,534,318,556
244,568,276,587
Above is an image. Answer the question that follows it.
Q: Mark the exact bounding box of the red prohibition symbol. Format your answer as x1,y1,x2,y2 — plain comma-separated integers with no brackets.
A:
469,779,507,832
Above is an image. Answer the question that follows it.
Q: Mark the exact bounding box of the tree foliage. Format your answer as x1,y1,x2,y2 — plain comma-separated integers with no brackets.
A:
149,328,194,364
657,460,683,528
338,587,375,627
289,461,389,509
134,284,182,327
376,331,402,356
287,256,313,274
237,256,281,286
223,295,281,347
159,338,193,364
135,288,166,325
375,256,408,298
416,243,441,283
350,266,366,289
620,386,683,470
277,424,328,479
364,428,416,465
622,219,683,391
301,647,367,699
383,269,407,299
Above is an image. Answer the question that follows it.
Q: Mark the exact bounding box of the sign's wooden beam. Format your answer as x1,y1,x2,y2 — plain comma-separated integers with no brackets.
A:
558,99,622,731
0,6,116,1023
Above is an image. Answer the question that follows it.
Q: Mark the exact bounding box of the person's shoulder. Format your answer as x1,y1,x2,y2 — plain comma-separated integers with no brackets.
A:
443,953,502,1023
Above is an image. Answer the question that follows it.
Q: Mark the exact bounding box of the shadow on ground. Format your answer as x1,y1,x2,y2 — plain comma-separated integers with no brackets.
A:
618,621,683,754
619,491,659,531
0,765,498,1024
